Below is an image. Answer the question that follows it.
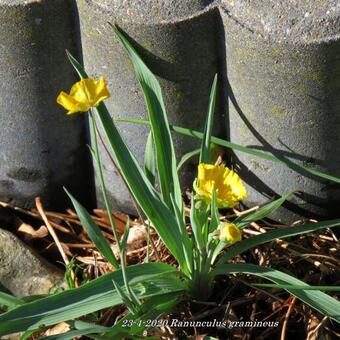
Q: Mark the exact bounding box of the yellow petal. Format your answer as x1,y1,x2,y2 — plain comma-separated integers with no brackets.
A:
91,76,111,107
219,222,242,244
56,77,110,114
195,163,247,208
69,79,91,107
56,91,90,115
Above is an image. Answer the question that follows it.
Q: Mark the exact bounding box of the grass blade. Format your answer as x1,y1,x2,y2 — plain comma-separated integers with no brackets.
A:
144,131,156,187
200,74,217,164
99,291,182,338
65,188,119,268
216,219,340,264
212,263,340,323
252,283,340,291
234,192,294,229
209,188,220,234
0,292,23,311
116,118,340,185
66,52,188,273
41,326,111,340
111,24,183,215
177,149,200,172
190,195,206,254
0,263,184,336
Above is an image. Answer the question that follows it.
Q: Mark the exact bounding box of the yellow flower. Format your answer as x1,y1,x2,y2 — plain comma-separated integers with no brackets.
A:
195,163,247,208
57,77,110,115
219,222,242,244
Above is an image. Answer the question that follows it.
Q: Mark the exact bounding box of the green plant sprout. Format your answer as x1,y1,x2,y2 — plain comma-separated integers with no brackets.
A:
0,24,339,338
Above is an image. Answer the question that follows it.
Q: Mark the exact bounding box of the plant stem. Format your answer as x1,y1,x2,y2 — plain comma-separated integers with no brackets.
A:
89,110,139,307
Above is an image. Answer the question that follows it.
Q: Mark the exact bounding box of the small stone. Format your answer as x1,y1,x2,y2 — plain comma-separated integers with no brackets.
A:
0,227,66,298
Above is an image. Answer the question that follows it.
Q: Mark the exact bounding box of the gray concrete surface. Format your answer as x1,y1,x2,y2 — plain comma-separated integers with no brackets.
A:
220,0,340,221
1,0,340,222
0,0,94,210
77,0,226,214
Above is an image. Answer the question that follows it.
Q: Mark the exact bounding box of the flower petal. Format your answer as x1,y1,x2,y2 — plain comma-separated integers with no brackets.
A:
92,76,111,107
57,77,110,114
219,222,242,244
195,163,247,208
57,91,89,115
69,79,91,105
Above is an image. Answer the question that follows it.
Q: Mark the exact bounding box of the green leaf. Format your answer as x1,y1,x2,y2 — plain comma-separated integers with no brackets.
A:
88,111,122,266
119,219,142,308
170,194,193,275
116,118,340,185
41,320,112,339
98,291,183,338
252,283,340,291
65,188,119,268
112,278,138,314
0,292,23,311
200,74,217,164
144,131,156,187
212,263,340,323
209,188,220,234
234,192,294,229
21,326,46,340
111,24,183,215
0,263,184,336
177,148,200,173
66,52,188,274
41,326,111,340
190,195,206,254
66,51,87,79
216,219,340,264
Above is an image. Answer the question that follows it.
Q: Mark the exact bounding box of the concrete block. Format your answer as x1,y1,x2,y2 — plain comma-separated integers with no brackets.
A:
220,0,340,221
0,0,93,210
77,0,226,214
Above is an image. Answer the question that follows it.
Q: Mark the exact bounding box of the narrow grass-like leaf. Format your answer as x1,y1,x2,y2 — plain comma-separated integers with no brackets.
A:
190,195,206,254
177,149,200,172
252,283,340,291
112,279,138,314
120,219,142,307
66,51,86,79
117,118,340,185
216,219,340,264
234,192,294,229
66,52,188,273
0,263,184,336
209,188,220,234
144,131,156,187
200,74,217,164
98,291,183,338
89,112,122,260
41,326,111,340
22,327,46,340
170,194,193,275
0,292,23,310
111,24,183,215
65,188,118,268
212,264,340,323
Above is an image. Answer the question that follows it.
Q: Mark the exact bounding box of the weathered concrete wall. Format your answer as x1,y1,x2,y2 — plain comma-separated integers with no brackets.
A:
77,0,226,214
220,1,340,221
1,0,340,221
0,0,93,210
